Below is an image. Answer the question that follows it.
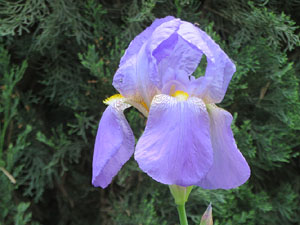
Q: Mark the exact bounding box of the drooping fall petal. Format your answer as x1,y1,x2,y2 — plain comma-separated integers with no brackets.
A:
135,94,213,187
197,105,250,189
92,100,135,188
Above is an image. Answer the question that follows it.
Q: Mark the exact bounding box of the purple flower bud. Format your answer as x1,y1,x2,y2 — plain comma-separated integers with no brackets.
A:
200,204,213,225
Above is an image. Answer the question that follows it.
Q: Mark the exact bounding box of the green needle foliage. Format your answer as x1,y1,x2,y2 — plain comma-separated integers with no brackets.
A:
0,0,299,224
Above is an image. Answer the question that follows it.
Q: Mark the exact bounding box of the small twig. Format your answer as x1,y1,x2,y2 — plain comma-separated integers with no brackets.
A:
0,166,16,184
257,81,271,104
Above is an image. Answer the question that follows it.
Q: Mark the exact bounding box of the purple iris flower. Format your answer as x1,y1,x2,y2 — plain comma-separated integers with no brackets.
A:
92,16,250,189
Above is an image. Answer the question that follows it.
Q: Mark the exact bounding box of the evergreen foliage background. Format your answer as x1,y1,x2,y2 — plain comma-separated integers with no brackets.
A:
0,0,299,224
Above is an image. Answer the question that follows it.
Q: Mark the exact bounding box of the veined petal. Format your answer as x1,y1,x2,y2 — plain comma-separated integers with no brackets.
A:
135,94,213,186
178,22,236,103
135,43,159,106
113,56,139,98
112,57,152,115
147,19,181,57
92,98,135,188
197,104,250,189
120,16,175,66
113,16,176,105
147,19,203,90
113,39,160,107
152,34,203,90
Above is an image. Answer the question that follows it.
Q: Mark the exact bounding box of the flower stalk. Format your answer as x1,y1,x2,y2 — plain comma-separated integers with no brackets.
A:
169,185,193,225
177,204,188,225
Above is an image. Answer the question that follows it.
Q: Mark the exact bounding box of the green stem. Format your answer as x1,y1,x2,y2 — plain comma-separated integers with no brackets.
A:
177,204,188,225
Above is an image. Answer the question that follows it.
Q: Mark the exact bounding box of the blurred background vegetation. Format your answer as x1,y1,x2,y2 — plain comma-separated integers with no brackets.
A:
0,0,299,224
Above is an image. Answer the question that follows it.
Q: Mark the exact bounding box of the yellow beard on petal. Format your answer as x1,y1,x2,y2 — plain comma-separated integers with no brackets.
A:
171,90,189,101
103,94,124,105
103,94,149,117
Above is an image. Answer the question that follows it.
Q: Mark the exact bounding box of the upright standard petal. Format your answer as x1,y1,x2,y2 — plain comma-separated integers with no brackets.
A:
135,94,213,187
197,105,250,189
113,43,158,107
146,19,203,90
152,34,203,90
92,99,135,188
113,16,177,103
119,16,175,66
177,22,236,103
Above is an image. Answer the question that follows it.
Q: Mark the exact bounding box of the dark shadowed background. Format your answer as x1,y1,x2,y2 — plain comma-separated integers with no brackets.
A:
0,0,299,224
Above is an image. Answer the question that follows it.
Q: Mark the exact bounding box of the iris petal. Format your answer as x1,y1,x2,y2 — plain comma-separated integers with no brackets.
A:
177,21,236,103
112,56,138,98
119,16,175,66
135,94,213,187
197,104,250,189
113,44,158,107
92,100,135,188
152,34,203,90
113,16,176,103
146,19,203,90
114,17,236,105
